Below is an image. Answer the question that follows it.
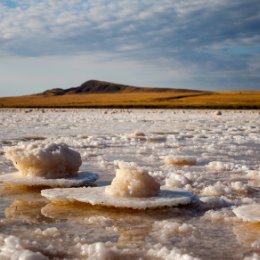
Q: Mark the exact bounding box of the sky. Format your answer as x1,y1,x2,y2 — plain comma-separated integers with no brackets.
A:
0,0,260,96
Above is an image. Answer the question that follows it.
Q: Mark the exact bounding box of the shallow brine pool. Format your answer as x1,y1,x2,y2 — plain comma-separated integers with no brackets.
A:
0,109,259,260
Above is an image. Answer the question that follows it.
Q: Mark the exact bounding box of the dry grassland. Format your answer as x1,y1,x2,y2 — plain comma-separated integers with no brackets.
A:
0,90,259,109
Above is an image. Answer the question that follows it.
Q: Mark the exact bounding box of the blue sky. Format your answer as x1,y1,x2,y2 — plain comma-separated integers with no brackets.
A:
0,0,259,96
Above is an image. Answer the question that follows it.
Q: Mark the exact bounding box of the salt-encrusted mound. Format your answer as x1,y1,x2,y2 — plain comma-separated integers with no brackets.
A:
0,172,98,188
5,143,82,178
164,156,196,166
233,204,260,222
41,186,194,209
105,162,160,197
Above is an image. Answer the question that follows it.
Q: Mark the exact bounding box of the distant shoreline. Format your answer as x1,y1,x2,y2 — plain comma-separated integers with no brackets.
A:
0,89,259,110
0,105,259,109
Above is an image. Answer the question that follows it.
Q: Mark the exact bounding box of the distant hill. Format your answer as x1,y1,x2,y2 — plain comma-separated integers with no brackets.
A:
41,79,201,96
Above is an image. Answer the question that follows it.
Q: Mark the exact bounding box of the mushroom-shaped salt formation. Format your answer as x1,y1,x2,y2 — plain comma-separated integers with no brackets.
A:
41,162,195,210
0,143,98,188
233,204,260,223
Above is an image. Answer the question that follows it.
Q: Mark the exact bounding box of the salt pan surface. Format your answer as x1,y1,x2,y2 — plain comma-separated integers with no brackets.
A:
0,235,48,260
0,109,259,260
233,204,260,222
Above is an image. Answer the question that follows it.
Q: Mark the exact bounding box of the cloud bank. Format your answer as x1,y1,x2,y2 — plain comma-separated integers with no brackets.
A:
0,0,259,95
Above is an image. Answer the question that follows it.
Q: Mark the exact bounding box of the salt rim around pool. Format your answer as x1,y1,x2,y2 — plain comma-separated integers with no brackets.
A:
1,143,98,187
41,162,195,209
233,204,260,222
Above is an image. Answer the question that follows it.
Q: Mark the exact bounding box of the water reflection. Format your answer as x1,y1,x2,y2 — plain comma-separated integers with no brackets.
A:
5,200,50,224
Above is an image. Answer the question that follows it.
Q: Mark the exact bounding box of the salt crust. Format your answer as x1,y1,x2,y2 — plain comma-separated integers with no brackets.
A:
201,181,231,196
201,208,239,223
5,143,82,178
0,171,98,188
146,244,201,260
105,162,160,197
0,235,48,260
199,196,232,209
201,181,249,196
165,173,192,189
34,227,60,238
207,161,236,171
151,221,195,241
41,186,194,209
243,254,260,260
233,204,260,222
78,241,200,260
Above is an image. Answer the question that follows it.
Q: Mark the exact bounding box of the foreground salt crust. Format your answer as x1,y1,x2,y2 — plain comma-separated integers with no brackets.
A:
79,241,200,260
5,143,81,178
0,235,47,260
233,204,260,222
1,143,98,187
42,162,194,209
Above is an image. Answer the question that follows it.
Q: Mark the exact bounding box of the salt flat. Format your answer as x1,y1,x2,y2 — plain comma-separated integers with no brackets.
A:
0,109,259,260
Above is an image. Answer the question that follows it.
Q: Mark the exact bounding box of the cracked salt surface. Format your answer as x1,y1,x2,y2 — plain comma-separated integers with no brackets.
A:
0,109,259,259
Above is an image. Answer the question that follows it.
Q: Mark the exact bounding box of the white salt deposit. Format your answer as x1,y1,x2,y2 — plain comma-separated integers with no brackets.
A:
105,162,160,198
233,204,260,222
199,196,232,209
79,241,116,259
0,235,48,260
147,244,201,260
207,161,236,171
201,208,238,223
243,254,260,260
0,171,98,188
5,143,82,178
41,186,194,209
201,181,231,196
34,227,60,238
165,173,192,189
151,220,195,241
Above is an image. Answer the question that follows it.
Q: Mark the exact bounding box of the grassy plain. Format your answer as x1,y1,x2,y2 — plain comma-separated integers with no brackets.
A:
0,90,259,109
